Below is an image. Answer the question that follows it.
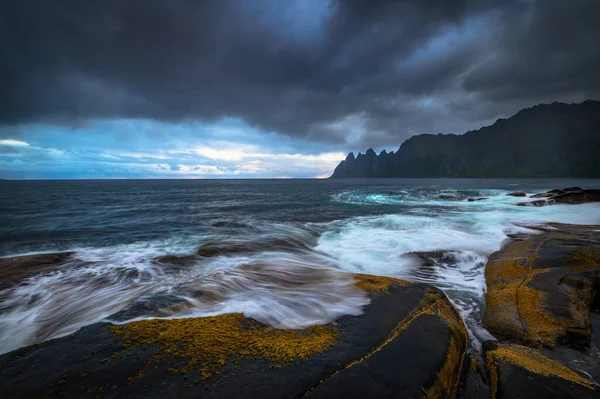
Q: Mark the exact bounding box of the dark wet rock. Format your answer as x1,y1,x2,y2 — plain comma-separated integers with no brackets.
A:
458,354,491,399
406,250,460,265
507,191,526,197
484,223,600,349
557,187,584,193
537,309,600,385
0,251,75,290
504,231,535,241
516,199,555,207
0,274,468,399
196,235,317,257
438,193,487,202
525,187,600,206
554,189,600,204
439,194,460,200
483,340,600,398
530,192,554,198
152,253,199,266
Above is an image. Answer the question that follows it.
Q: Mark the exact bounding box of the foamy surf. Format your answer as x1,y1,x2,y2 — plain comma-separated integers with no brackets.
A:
0,235,368,355
1,182,600,355
319,188,600,348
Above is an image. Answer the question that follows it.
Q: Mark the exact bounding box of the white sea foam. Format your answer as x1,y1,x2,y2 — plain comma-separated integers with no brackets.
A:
320,189,600,347
0,236,368,355
1,188,599,354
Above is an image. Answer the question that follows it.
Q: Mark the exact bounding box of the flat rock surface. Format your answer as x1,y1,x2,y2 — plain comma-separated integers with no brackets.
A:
482,223,600,398
483,341,600,398
0,274,468,399
484,223,600,348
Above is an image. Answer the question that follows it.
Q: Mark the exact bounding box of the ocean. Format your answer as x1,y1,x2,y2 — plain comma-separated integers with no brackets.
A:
1,178,600,355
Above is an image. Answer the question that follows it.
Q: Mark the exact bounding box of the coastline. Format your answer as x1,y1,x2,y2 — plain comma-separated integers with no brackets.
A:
1,187,599,398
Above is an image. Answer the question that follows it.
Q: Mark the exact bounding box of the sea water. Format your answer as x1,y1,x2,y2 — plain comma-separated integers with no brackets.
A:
1,178,599,354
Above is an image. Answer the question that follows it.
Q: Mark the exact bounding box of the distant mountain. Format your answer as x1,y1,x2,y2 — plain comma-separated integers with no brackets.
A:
331,100,600,178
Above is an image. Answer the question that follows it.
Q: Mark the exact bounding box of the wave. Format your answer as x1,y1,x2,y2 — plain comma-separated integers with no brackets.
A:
1,188,599,354
315,198,600,347
0,229,365,355
331,188,509,206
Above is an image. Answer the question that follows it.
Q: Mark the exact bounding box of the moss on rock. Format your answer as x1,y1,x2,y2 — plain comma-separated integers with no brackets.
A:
484,224,600,348
485,342,598,397
422,290,469,398
110,313,339,382
569,249,600,271
354,273,409,292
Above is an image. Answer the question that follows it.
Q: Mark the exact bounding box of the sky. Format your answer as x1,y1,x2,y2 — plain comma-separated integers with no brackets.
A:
1,0,599,179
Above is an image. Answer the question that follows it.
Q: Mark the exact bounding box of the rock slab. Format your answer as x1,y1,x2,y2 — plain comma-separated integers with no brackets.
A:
0,274,468,399
484,223,600,348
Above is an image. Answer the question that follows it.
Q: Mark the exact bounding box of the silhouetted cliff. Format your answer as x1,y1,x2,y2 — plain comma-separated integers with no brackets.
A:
331,100,600,178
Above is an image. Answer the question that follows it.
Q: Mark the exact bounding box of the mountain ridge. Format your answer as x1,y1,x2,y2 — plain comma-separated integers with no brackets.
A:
331,100,600,178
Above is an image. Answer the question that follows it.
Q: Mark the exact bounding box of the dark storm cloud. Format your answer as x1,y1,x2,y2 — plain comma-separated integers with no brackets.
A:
463,1,600,100
2,0,599,146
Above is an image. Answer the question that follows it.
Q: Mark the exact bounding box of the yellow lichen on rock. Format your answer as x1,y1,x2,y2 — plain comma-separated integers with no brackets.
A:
110,313,339,382
486,343,597,397
483,253,532,342
483,240,537,327
354,274,409,292
569,248,600,271
483,237,583,347
319,288,467,399
517,268,566,347
422,293,469,399
485,256,529,285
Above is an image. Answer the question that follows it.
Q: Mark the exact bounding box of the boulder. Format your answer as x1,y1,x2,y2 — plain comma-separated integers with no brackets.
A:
0,274,469,399
457,353,492,399
483,223,600,348
538,307,600,386
554,189,600,204
526,187,600,205
507,192,527,197
483,341,600,398
516,199,554,207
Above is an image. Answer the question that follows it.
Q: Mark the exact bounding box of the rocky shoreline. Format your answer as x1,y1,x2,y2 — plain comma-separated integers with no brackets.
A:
1,188,599,398
472,222,600,398
515,187,600,207
0,275,469,398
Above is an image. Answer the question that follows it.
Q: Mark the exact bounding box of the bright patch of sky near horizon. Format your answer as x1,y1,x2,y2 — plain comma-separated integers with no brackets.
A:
0,119,347,179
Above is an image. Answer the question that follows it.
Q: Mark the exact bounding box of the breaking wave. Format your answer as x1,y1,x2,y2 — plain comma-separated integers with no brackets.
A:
1,184,600,354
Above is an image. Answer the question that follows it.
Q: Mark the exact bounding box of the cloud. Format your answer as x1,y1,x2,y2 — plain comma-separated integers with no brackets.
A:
0,119,346,179
1,0,598,179
0,139,30,147
2,0,598,150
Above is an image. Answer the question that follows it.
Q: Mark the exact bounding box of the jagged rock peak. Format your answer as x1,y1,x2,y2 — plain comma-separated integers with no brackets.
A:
330,100,600,178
